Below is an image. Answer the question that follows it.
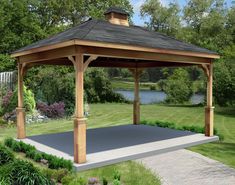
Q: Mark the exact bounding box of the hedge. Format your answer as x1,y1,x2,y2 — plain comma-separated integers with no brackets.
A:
4,138,73,171
141,120,224,140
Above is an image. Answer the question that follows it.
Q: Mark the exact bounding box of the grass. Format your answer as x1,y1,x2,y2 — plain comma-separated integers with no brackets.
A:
0,104,234,172
111,79,158,90
79,161,160,185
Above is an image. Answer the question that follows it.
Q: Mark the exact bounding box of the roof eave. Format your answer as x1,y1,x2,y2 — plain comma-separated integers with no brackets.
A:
11,39,220,59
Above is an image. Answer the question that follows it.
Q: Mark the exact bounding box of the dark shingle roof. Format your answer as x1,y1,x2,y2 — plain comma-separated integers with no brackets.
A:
13,19,217,55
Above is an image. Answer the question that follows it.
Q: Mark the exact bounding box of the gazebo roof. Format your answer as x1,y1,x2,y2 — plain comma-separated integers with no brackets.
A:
13,18,217,56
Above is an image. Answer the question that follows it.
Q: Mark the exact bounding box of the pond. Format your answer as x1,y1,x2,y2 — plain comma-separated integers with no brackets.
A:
115,90,204,104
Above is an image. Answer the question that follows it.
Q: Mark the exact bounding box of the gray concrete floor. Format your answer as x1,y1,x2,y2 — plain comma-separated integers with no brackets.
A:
23,124,218,171
28,124,196,155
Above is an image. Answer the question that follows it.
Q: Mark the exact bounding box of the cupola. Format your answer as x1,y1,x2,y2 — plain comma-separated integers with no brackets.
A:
104,7,129,26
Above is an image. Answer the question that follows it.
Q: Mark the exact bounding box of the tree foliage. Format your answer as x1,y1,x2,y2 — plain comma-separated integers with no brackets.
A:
140,0,181,36
163,68,193,104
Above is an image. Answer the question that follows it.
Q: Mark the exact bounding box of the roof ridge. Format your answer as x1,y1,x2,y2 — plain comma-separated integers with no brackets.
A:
81,19,99,40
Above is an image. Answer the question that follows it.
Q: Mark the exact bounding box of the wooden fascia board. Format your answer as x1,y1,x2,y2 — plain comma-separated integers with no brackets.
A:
18,45,76,63
81,46,211,65
11,39,220,59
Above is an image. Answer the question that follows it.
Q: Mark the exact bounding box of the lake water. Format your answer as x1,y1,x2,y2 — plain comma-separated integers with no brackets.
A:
115,90,204,104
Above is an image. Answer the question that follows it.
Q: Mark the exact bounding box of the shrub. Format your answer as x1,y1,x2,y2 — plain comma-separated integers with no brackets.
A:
4,138,73,171
11,141,21,152
163,68,193,104
0,144,14,165
61,174,77,185
37,101,65,118
113,169,121,181
25,149,37,159
0,163,12,184
4,137,14,148
67,176,86,185
34,152,43,162
2,85,36,114
140,120,224,140
150,85,156,90
0,118,8,125
19,141,36,153
102,177,108,185
112,179,121,185
48,156,73,171
10,159,53,185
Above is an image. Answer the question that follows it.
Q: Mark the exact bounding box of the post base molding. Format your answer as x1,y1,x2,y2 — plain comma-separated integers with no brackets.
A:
74,117,87,163
16,107,26,139
205,106,214,137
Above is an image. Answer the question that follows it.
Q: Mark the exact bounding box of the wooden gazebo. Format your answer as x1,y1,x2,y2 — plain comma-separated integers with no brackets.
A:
11,7,219,164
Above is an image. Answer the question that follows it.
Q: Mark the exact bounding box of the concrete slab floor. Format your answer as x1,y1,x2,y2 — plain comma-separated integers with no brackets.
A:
20,124,219,171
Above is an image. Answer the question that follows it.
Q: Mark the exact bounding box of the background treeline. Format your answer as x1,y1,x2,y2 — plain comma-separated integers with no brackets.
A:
109,0,235,106
0,0,234,113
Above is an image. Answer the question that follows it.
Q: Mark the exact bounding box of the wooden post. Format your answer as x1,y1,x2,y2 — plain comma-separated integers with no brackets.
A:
73,54,86,163
16,63,26,139
134,68,140,124
204,64,214,136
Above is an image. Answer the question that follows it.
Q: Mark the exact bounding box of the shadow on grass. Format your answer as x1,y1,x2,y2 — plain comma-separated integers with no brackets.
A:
214,107,235,118
159,103,204,108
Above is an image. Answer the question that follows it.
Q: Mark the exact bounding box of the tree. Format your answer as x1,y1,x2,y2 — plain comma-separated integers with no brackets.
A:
140,0,181,36
183,0,228,51
0,54,16,72
0,0,46,53
164,68,193,104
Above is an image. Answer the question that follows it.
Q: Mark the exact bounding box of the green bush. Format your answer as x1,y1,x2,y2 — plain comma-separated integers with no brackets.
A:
0,163,12,184
113,169,121,181
150,85,156,90
67,176,86,185
34,152,43,162
112,179,121,185
43,168,69,183
10,159,53,185
61,173,77,185
102,177,108,185
163,68,193,104
0,144,14,165
48,156,73,171
11,141,21,152
3,85,36,114
141,120,224,140
4,138,73,171
25,149,37,159
4,137,14,148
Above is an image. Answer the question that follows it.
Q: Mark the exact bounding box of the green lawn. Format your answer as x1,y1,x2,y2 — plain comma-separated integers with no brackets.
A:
111,79,158,90
0,104,234,170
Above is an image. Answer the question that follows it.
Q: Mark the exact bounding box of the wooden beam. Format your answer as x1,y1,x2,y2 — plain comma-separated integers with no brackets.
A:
83,55,98,71
18,46,76,63
82,46,211,65
73,53,86,164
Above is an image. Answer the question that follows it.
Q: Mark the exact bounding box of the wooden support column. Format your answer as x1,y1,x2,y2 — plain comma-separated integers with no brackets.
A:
16,62,26,139
201,64,214,136
68,54,97,164
70,54,86,163
129,68,143,125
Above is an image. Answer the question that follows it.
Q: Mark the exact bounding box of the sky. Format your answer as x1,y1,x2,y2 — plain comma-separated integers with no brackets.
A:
130,0,233,26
